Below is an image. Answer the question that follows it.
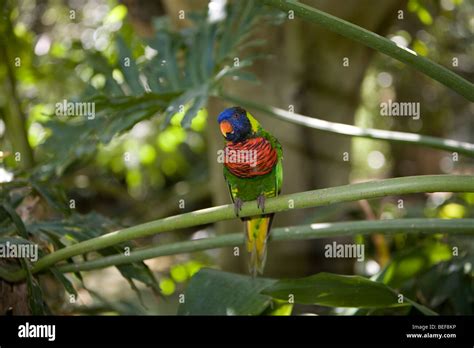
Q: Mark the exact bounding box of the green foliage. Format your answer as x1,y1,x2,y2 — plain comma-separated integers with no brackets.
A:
28,212,161,298
378,241,452,288
382,242,474,315
49,267,77,297
22,259,49,315
1,0,280,314
263,273,403,308
178,268,436,315
178,269,275,315
418,252,473,314
0,0,472,316
1,201,28,238
36,0,275,177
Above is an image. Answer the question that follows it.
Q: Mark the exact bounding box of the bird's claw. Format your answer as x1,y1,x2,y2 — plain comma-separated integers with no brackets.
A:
234,198,244,217
257,194,266,213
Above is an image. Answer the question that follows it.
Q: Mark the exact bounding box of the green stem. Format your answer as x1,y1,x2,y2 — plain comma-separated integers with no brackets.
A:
0,14,35,168
1,175,473,282
57,218,474,273
222,93,474,157
262,0,474,101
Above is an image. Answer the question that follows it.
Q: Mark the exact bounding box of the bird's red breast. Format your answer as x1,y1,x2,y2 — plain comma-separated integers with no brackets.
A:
224,137,278,178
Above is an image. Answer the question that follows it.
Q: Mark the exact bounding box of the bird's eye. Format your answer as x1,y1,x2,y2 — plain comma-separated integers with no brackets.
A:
232,114,239,119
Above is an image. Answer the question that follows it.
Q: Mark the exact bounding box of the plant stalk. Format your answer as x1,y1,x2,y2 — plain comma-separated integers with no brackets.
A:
0,174,473,282
262,0,474,101
57,218,474,273
221,93,474,157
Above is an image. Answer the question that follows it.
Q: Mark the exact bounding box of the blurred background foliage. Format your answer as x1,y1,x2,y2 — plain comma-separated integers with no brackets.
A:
0,0,473,315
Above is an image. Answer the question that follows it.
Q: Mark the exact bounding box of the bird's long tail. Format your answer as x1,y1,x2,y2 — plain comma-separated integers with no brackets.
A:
245,214,274,276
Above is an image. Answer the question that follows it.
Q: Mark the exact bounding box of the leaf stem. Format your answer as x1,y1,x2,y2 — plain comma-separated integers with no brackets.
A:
57,218,474,273
220,93,474,157
262,0,474,101
1,175,473,282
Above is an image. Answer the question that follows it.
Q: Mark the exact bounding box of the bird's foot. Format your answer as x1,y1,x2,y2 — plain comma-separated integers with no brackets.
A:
234,198,244,217
257,194,266,213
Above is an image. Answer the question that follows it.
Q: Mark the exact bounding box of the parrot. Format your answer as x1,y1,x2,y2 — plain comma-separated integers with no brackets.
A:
217,106,283,276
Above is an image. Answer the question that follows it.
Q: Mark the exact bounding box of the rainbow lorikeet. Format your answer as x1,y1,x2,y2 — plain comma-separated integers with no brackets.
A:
218,106,283,276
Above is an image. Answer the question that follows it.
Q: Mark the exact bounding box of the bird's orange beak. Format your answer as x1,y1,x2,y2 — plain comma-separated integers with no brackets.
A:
220,121,233,137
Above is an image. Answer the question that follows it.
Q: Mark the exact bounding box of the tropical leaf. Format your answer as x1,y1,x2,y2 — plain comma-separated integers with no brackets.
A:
375,241,452,288
178,269,437,315
34,0,277,177
30,178,69,214
50,267,77,297
263,272,403,308
263,299,293,316
27,212,160,298
21,259,48,315
416,252,474,314
178,268,275,315
1,201,28,238
116,35,144,95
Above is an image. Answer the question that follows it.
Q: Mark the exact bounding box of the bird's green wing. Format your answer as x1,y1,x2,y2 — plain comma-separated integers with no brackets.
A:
223,166,238,203
260,129,283,196
275,143,283,195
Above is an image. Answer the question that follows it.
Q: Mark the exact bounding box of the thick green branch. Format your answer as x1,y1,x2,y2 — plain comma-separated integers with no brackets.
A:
0,19,35,168
57,218,474,273
1,175,473,282
262,0,474,101
222,93,474,157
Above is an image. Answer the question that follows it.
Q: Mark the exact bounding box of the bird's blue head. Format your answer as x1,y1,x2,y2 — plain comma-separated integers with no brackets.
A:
217,106,252,143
